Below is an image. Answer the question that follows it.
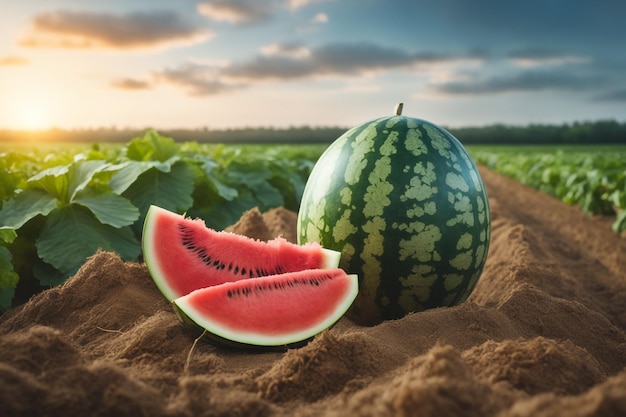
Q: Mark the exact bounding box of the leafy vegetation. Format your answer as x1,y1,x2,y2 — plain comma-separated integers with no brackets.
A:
470,145,626,233
0,131,325,311
1,129,624,313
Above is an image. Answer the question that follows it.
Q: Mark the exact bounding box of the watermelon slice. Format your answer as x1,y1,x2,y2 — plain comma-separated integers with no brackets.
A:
142,205,341,301
173,268,358,348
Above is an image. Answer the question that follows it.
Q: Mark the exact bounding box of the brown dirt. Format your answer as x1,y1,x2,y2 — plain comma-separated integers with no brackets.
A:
1,167,626,417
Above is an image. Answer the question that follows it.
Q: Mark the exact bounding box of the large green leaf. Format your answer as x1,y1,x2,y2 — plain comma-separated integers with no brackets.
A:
223,161,284,210
27,159,116,204
126,130,179,162
28,164,69,201
268,173,304,212
0,227,17,244
224,160,273,185
0,189,58,229
251,181,284,210
0,246,18,290
190,193,259,231
196,157,238,201
73,189,140,228
33,258,66,288
122,160,195,219
0,166,23,201
66,159,117,202
36,205,141,277
108,159,176,195
209,175,239,201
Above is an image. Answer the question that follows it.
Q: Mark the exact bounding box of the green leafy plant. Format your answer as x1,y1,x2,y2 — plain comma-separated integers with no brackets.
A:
0,156,141,289
471,146,626,233
0,131,324,311
0,226,18,308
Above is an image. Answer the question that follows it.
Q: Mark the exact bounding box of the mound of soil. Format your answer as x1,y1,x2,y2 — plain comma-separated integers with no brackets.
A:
1,167,626,417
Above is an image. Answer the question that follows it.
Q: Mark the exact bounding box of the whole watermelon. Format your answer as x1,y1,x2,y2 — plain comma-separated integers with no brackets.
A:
297,104,490,325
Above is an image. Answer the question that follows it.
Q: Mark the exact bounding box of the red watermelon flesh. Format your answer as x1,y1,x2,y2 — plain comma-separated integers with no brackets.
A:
142,205,341,301
173,268,358,347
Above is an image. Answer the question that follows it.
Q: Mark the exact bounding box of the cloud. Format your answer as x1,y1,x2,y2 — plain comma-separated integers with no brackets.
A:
154,63,243,96
197,0,332,24
120,40,615,102
224,42,461,81
197,1,271,24
425,45,617,98
343,83,382,93
111,77,152,91
434,69,606,96
287,0,321,10
311,12,328,23
0,55,29,66
260,42,311,59
19,10,212,50
508,48,590,67
594,89,626,102
315,43,448,74
140,42,480,97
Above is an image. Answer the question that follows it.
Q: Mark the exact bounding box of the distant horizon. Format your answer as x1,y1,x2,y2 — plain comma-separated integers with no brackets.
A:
2,116,626,134
2,119,624,146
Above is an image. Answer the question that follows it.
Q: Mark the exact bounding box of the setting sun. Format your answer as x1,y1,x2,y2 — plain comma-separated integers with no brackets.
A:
16,105,50,130
3,85,57,131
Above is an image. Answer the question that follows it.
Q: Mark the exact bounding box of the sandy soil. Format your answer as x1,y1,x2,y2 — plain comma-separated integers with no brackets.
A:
1,167,625,417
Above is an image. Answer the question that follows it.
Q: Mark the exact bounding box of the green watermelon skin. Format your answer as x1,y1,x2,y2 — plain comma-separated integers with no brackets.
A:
297,114,491,325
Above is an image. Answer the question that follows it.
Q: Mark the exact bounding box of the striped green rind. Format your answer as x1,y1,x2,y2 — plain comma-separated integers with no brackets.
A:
297,115,491,325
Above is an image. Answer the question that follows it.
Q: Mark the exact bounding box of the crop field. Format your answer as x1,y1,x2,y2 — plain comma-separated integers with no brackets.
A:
0,132,624,312
470,145,626,233
0,131,326,310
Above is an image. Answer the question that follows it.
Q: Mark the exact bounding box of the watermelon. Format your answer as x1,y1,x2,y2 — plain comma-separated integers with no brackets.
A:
142,205,341,301
173,268,358,349
297,104,491,325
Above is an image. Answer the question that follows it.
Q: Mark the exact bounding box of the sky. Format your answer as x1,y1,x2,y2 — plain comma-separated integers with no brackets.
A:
1,0,625,131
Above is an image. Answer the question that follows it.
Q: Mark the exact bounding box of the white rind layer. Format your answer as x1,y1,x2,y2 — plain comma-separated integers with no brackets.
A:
321,247,342,269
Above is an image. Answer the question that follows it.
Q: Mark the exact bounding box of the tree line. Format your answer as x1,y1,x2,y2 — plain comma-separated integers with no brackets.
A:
450,120,626,145
1,120,625,145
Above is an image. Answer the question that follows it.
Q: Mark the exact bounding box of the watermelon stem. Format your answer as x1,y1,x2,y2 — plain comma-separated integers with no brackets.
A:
395,102,403,115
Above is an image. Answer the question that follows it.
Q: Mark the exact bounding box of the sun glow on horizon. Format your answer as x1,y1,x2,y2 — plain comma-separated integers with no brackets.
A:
3,85,58,131
13,104,52,130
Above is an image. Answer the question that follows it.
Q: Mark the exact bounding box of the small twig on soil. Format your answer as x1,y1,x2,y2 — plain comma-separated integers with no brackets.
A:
96,326,126,335
184,330,207,374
